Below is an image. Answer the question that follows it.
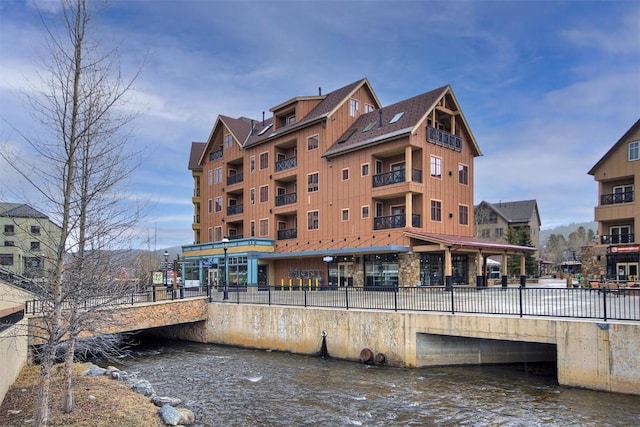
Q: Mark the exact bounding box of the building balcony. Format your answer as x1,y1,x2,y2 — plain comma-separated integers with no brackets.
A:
227,172,244,186
427,126,462,151
373,214,421,230
275,156,297,172
601,234,634,245
227,204,244,216
277,228,297,240
601,191,634,205
209,149,223,161
372,168,422,188
275,192,297,207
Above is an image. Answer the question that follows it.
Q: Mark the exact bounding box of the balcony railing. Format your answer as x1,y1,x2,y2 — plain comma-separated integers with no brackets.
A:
275,156,297,172
275,192,297,206
427,126,462,151
601,191,634,205
372,168,423,188
373,214,421,230
227,204,244,216
601,234,634,245
210,149,223,161
227,172,244,186
277,228,297,240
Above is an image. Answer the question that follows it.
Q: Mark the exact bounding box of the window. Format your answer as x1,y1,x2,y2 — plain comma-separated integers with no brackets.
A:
214,167,222,184
258,123,273,136
31,225,40,234
4,241,15,247
495,228,504,237
259,152,269,170
342,209,349,221
430,156,442,178
224,133,233,149
629,141,639,161
259,219,269,236
214,226,222,242
613,184,634,203
30,241,40,250
308,134,319,150
362,205,369,219
214,196,222,212
307,172,319,192
349,99,360,117
431,200,442,221
481,229,490,238
250,221,255,237
250,156,256,173
342,168,349,181
208,170,213,185
208,198,213,213
250,188,255,205
362,121,377,132
364,104,375,113
259,185,269,203
308,211,319,230
4,225,14,234
287,114,296,125
459,205,469,225
0,254,13,266
361,163,369,176
458,164,468,185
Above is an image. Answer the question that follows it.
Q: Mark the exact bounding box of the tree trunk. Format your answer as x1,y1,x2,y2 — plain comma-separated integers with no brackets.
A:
63,337,76,413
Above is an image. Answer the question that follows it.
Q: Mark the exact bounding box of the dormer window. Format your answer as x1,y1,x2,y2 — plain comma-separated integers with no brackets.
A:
349,99,360,117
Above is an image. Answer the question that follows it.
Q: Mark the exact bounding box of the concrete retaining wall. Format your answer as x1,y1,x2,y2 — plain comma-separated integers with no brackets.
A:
206,303,640,395
0,319,28,404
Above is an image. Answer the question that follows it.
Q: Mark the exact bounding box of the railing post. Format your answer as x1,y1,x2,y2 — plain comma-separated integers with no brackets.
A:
304,287,307,308
450,285,455,314
131,291,134,305
519,286,524,317
152,286,156,303
207,283,211,303
180,286,184,299
394,284,398,312
268,285,272,306
345,285,349,310
603,287,608,321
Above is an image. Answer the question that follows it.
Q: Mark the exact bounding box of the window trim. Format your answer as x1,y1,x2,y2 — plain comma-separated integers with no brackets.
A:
307,210,319,230
361,163,369,177
458,204,469,226
307,134,319,151
307,171,319,193
259,185,269,203
361,205,370,219
430,156,442,179
341,208,349,222
430,199,442,222
629,141,640,161
458,163,469,185
341,168,349,182
259,151,269,170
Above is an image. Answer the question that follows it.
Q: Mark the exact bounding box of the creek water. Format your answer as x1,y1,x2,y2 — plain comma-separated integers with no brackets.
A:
115,339,640,427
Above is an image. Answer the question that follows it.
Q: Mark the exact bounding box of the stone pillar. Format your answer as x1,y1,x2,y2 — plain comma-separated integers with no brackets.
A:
399,252,420,287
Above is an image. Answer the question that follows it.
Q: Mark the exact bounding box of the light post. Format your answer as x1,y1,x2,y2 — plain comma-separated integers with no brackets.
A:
163,250,169,288
222,237,229,300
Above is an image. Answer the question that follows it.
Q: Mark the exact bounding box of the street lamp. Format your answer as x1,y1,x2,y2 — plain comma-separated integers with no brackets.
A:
222,237,229,300
163,250,169,288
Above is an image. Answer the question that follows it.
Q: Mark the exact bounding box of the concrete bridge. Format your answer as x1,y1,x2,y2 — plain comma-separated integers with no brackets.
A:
2,280,639,399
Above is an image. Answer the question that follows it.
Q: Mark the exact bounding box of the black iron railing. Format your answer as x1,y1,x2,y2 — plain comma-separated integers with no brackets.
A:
600,234,634,245
227,172,243,186
23,284,640,322
275,192,297,206
275,156,297,172
601,191,634,205
227,204,244,216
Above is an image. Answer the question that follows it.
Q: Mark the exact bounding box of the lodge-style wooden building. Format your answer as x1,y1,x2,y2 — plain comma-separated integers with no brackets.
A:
185,78,534,289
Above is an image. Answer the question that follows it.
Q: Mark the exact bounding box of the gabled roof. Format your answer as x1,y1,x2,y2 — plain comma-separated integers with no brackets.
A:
476,199,540,226
323,85,481,158
244,78,379,148
406,231,536,254
0,203,49,219
188,142,206,171
198,115,257,165
588,119,640,175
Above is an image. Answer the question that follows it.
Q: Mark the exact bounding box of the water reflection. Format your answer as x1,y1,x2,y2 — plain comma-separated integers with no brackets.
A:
117,340,639,427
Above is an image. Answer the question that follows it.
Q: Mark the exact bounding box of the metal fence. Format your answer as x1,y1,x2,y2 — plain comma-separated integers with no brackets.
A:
23,284,640,322
209,285,640,322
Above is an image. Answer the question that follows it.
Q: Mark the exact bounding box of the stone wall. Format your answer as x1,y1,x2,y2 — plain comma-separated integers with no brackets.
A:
581,244,607,281
399,252,420,287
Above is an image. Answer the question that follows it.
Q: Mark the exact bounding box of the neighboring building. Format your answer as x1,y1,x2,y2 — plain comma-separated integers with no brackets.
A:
185,78,534,289
0,203,61,278
588,119,640,281
474,199,542,256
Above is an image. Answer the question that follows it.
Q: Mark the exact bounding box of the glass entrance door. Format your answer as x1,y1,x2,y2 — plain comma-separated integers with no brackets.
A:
338,263,353,287
616,262,638,281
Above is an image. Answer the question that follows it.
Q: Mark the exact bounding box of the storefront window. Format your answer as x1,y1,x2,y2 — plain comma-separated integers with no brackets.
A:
364,254,398,289
420,253,443,286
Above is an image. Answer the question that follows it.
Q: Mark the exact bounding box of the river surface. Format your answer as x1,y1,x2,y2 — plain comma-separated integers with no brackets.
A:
115,340,640,427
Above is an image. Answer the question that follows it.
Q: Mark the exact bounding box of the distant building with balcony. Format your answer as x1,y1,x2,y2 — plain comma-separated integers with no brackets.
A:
0,203,61,279
474,199,541,256
185,79,534,289
588,119,640,281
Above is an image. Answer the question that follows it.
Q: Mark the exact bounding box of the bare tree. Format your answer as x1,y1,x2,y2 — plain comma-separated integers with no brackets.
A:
1,1,142,424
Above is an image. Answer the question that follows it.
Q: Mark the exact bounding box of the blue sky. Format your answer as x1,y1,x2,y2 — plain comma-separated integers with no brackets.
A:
1,0,639,249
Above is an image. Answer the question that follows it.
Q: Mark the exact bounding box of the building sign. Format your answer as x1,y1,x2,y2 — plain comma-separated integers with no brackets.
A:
152,271,164,285
607,245,640,254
